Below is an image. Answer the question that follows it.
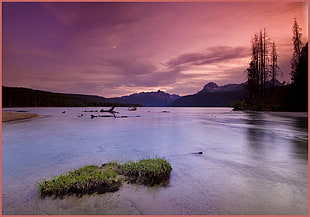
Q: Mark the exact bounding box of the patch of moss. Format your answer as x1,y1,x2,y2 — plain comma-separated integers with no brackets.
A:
38,158,172,198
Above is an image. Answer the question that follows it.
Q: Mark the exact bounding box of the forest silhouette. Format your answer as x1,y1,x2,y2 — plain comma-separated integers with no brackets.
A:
234,19,308,112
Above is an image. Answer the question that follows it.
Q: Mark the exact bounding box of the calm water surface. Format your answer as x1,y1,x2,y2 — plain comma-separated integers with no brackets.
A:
2,107,308,214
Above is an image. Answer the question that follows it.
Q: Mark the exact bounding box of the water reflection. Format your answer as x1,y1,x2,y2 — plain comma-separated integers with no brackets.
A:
294,116,308,130
292,116,308,161
245,112,308,160
245,112,270,153
2,107,308,215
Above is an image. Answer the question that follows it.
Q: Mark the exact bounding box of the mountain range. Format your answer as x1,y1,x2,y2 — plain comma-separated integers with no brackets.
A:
2,86,179,107
3,81,251,107
108,90,180,107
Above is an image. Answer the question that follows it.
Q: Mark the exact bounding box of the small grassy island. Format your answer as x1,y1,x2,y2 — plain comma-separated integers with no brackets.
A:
38,158,172,198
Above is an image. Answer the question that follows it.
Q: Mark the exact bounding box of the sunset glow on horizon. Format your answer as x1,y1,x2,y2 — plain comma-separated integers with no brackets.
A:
3,2,308,97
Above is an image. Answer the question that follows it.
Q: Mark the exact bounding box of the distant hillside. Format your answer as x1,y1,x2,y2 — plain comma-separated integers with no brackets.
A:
169,82,246,107
2,86,136,107
108,90,181,107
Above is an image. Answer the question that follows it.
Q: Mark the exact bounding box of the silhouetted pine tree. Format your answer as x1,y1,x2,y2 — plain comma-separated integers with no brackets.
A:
289,19,308,111
292,42,308,111
290,18,303,83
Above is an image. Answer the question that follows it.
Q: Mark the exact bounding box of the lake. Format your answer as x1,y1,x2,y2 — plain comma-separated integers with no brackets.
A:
2,107,308,214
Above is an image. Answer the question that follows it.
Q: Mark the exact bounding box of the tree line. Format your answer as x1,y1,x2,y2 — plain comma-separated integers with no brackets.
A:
2,86,140,107
235,19,308,111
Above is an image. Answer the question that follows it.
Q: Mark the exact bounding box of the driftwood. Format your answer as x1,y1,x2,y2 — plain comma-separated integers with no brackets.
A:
91,114,141,119
128,106,137,111
191,152,203,155
116,115,128,118
115,115,141,118
84,110,98,112
84,106,117,113
100,106,117,113
91,114,116,119
89,107,143,119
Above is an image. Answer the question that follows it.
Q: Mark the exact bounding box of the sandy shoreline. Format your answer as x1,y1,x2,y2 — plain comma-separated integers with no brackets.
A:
2,111,39,122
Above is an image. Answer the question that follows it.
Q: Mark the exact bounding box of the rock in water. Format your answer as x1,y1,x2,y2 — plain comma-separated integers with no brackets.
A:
192,152,203,155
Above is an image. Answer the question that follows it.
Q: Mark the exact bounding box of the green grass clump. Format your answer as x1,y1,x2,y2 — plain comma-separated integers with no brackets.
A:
120,158,172,186
38,165,121,198
38,158,172,198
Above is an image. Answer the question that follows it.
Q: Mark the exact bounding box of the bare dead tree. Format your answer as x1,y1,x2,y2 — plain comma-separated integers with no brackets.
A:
269,41,281,89
246,28,281,104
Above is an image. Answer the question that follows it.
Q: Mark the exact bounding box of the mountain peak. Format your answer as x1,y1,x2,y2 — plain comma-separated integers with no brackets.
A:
203,82,219,90
169,81,246,107
199,81,246,94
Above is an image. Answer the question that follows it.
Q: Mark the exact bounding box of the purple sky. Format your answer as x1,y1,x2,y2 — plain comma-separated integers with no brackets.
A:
3,2,308,97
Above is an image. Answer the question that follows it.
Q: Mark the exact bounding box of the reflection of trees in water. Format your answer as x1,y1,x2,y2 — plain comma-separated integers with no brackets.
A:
291,117,308,161
244,112,308,161
293,117,308,131
245,112,270,153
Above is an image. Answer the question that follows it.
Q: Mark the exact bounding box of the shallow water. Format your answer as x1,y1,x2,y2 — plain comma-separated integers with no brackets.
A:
2,107,308,214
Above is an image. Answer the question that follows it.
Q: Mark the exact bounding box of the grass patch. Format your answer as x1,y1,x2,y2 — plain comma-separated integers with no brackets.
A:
120,158,172,186
38,158,172,198
38,165,122,198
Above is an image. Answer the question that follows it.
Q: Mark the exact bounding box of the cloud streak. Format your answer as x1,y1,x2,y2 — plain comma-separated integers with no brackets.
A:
166,46,249,69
